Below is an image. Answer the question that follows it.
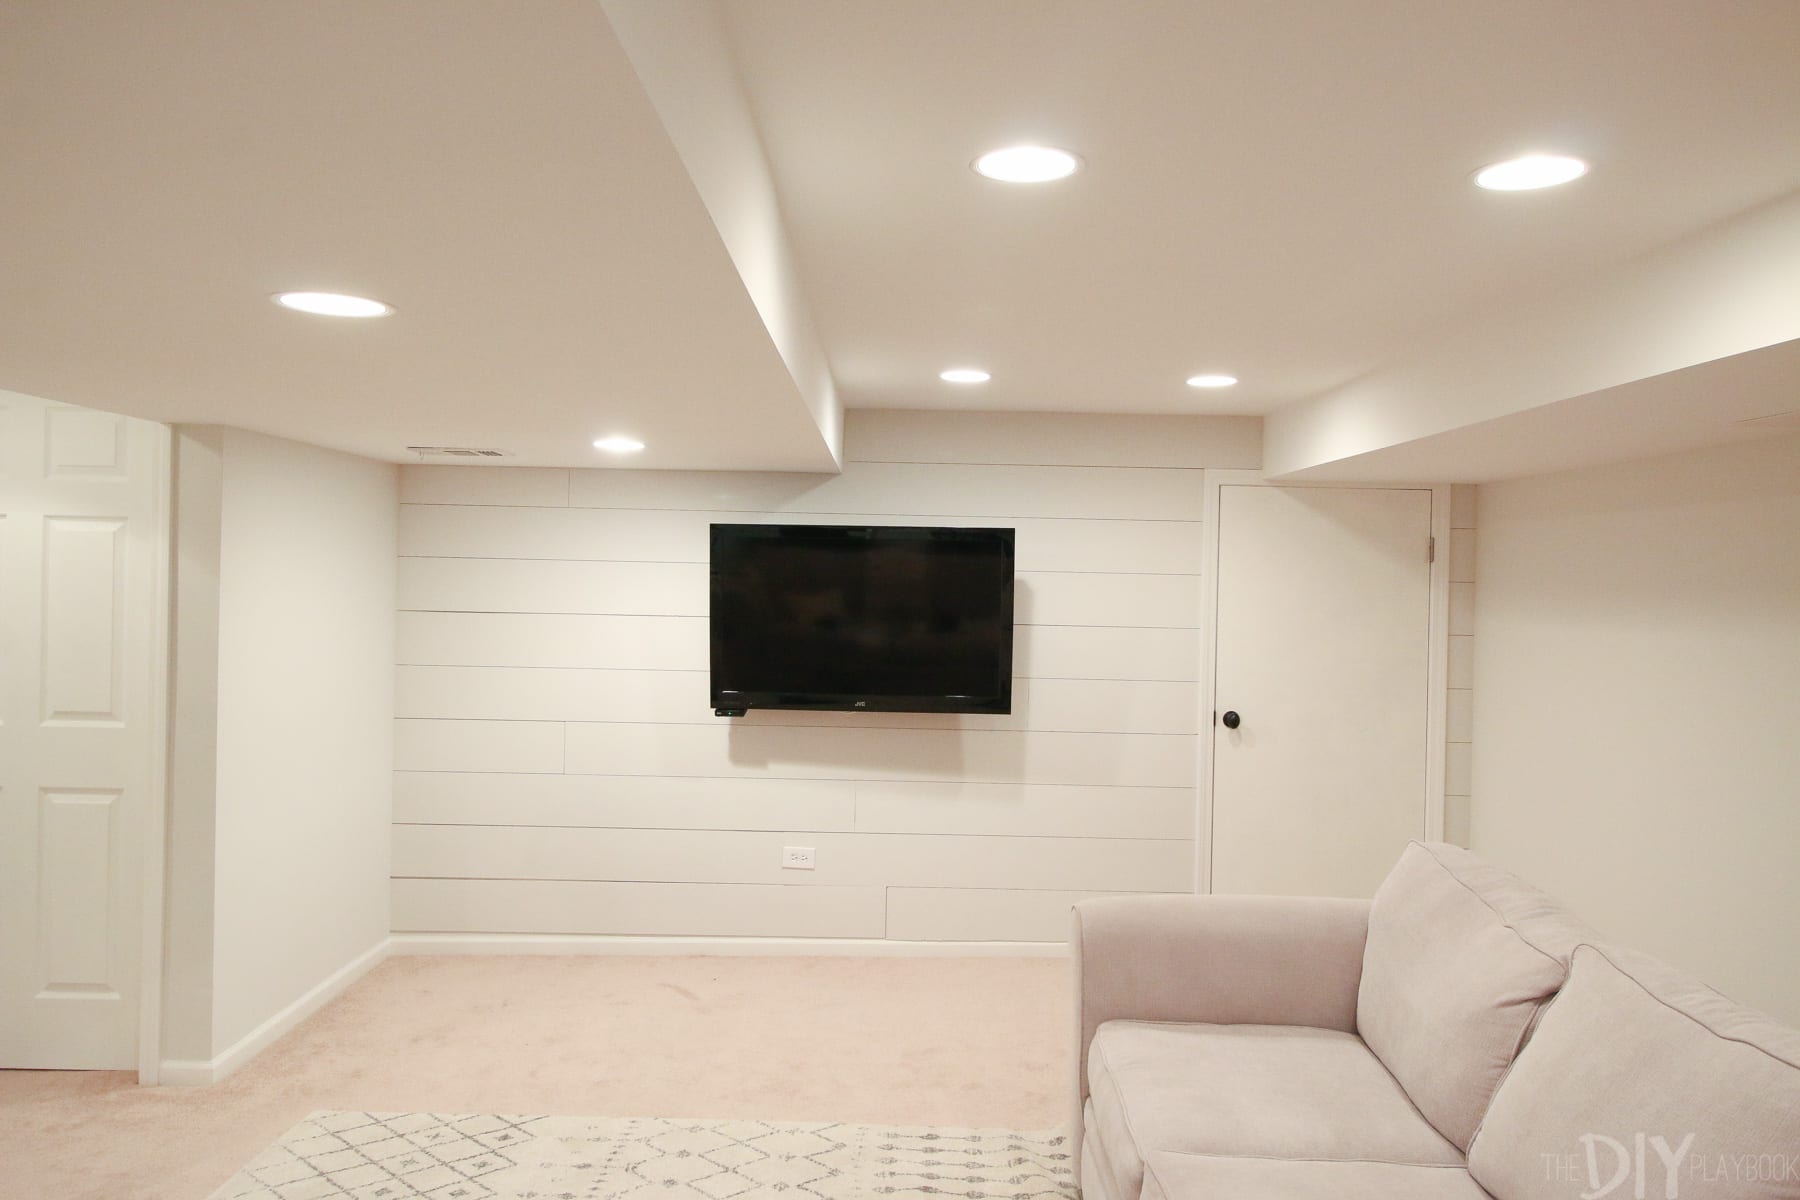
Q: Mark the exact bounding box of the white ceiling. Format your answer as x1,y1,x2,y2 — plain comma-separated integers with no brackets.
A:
722,0,1800,415
0,1,838,471
2,0,1799,474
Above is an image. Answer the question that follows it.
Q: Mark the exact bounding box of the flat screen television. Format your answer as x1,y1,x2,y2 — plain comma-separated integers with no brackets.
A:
709,523,1015,715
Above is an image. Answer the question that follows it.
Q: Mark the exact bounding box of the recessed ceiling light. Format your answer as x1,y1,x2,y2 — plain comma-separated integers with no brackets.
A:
973,145,1081,183
272,291,393,318
1186,374,1238,389
939,367,992,384
593,435,646,453
1473,154,1588,191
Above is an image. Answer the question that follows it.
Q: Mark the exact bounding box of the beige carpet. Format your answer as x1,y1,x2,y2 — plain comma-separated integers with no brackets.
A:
0,954,1071,1200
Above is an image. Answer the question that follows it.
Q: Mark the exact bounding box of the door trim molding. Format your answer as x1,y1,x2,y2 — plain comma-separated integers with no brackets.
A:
1195,471,1450,895
136,422,174,1085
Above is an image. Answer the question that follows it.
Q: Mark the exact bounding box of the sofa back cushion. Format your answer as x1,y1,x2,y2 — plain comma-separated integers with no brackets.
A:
1468,944,1800,1199
1358,843,1594,1150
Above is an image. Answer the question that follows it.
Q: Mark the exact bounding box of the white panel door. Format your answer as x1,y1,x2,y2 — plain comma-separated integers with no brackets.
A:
1210,485,1432,898
0,393,165,1068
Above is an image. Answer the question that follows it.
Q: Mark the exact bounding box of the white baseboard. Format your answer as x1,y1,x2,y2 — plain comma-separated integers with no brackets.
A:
389,933,1070,959
157,937,392,1086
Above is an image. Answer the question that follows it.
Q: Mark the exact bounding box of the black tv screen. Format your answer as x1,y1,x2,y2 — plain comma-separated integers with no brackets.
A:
709,523,1015,715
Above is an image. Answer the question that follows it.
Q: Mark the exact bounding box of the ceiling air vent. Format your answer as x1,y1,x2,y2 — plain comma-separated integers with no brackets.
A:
405,445,512,459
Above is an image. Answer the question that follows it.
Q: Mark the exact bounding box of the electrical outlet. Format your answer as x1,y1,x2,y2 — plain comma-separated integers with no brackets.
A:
781,846,816,870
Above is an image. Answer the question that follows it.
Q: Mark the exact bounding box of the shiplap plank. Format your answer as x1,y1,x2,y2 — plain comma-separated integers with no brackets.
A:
394,719,562,774
843,411,1261,470
392,878,886,938
1450,581,1476,636
395,667,1197,735
397,611,1194,681
1444,796,1472,848
399,557,707,616
394,772,855,832
397,612,708,671
559,723,1194,788
1448,635,1475,689
886,888,1152,942
566,461,1205,522
400,504,700,562
1447,689,1473,742
563,471,829,515
397,557,1197,629
1017,626,1198,682
1445,742,1473,796
1449,529,1476,584
852,781,1193,840
401,505,1201,574
1016,572,1197,629
399,465,568,507
393,825,1194,892
396,665,706,722
393,774,1196,842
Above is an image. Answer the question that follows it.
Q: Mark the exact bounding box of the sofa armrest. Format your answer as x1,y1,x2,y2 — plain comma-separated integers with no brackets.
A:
1071,894,1370,1113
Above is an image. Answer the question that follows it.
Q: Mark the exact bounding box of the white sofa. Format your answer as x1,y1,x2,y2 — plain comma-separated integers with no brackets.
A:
1071,842,1800,1200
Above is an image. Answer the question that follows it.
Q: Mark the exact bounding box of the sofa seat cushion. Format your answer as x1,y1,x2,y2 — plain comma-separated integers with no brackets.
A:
1359,842,1596,1151
1087,1019,1462,1200
1140,1152,1494,1200
1080,1103,1125,1200
1468,944,1800,1200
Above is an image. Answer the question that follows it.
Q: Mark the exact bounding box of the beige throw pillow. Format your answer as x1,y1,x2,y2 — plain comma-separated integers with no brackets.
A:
1358,842,1576,1150
1468,944,1800,1200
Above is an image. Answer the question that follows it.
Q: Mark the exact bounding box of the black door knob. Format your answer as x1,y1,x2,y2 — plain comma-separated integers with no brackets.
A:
1221,710,1241,729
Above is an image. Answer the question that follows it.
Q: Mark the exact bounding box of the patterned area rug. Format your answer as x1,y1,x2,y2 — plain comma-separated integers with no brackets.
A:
210,1111,1075,1199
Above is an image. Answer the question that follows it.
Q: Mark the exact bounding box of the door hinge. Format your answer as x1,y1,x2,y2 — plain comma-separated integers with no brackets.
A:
1427,536,1436,564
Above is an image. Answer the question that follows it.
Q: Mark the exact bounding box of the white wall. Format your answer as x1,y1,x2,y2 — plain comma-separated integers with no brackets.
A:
164,427,396,1069
601,0,842,463
1470,432,1800,1023
164,428,224,1064
392,411,1260,944
1264,190,1800,480
210,430,396,1047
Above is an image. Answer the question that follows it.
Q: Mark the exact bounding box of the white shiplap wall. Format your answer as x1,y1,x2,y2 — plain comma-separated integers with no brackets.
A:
1444,483,1476,847
392,411,1260,945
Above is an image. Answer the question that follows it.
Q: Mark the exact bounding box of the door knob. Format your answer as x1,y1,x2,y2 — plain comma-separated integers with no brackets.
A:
1221,710,1241,729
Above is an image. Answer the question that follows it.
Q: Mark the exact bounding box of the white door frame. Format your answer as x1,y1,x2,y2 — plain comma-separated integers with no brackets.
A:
1195,470,1449,894
136,422,173,1084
